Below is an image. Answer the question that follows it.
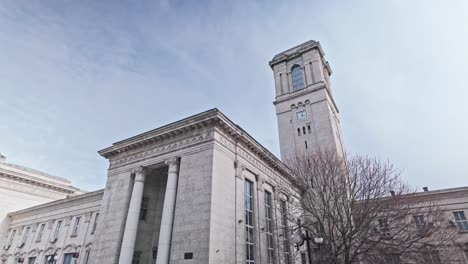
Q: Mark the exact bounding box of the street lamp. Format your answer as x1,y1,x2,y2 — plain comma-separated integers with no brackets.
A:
293,219,323,264
48,250,59,264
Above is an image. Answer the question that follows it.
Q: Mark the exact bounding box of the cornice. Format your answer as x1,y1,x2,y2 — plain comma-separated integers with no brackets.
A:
9,189,104,218
99,108,293,179
0,169,80,195
99,108,220,159
269,40,325,68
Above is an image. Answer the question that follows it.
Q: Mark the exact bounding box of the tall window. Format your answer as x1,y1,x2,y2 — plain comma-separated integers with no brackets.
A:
63,253,74,264
21,226,30,246
453,211,468,231
72,217,81,236
280,200,291,264
245,180,255,264
83,250,91,264
27,257,36,264
264,191,274,264
91,213,99,234
53,220,62,238
291,65,305,91
413,215,425,232
378,218,391,238
422,251,441,264
7,230,16,247
36,224,45,242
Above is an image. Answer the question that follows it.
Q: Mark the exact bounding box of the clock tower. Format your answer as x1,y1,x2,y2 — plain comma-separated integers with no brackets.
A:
270,40,345,161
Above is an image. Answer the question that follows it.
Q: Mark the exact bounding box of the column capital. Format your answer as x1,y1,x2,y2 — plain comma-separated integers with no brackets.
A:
132,166,147,182
165,157,179,174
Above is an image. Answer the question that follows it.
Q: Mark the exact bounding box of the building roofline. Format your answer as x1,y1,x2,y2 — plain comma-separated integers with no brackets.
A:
8,189,104,216
0,160,71,184
409,186,468,198
98,108,293,178
269,40,325,68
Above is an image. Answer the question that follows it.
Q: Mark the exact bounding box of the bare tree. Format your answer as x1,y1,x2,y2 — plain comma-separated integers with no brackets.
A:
276,150,460,264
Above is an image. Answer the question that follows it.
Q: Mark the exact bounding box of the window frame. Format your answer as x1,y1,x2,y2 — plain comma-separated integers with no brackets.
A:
83,250,91,264
53,220,62,238
245,180,255,264
36,224,45,242
280,199,291,264
291,65,305,91
264,191,275,264
71,217,81,237
413,214,425,232
453,211,468,231
91,213,99,235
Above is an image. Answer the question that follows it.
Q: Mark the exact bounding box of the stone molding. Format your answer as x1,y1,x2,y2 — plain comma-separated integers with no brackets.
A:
0,169,79,195
100,109,293,182
108,132,212,170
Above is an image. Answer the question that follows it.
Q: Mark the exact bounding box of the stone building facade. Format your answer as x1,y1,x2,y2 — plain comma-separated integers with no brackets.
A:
405,187,468,263
0,155,82,251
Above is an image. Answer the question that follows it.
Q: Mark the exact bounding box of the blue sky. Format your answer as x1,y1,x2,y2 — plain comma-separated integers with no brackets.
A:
0,0,467,191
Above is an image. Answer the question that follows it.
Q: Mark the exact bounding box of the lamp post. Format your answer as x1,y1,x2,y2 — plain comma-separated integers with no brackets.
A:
48,250,59,264
293,219,323,264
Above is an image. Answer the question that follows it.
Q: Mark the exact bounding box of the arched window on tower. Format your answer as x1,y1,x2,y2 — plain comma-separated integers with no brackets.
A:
291,64,305,91
303,127,306,135
297,128,301,136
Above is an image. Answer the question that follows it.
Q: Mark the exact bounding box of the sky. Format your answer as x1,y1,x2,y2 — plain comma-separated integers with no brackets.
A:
0,0,467,191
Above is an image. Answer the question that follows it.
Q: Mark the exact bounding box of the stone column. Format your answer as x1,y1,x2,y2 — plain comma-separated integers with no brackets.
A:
118,167,147,264
155,157,180,264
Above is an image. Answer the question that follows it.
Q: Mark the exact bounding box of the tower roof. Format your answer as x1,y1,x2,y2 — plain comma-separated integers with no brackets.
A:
269,40,325,68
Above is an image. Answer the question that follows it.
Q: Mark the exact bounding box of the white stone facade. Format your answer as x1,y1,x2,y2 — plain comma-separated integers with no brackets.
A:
1,190,102,264
405,187,468,263
0,155,82,253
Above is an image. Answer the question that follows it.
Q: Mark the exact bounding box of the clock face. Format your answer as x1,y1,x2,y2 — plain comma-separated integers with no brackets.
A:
296,110,307,121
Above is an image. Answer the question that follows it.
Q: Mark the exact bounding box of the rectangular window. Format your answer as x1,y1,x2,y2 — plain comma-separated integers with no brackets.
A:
280,200,291,264
83,250,91,264
7,230,16,246
63,253,73,264
54,220,62,238
44,255,54,264
453,211,468,231
423,251,441,264
36,224,45,242
413,215,425,232
264,191,274,264
378,218,391,238
91,213,99,234
245,180,255,264
27,257,36,264
21,226,30,245
72,217,81,236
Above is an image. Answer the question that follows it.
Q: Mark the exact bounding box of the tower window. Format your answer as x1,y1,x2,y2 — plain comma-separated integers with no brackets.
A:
307,125,311,134
297,128,301,136
305,141,308,149
291,65,305,91
302,127,306,135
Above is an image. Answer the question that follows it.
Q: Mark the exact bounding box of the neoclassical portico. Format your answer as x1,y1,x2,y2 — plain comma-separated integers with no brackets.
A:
118,158,180,264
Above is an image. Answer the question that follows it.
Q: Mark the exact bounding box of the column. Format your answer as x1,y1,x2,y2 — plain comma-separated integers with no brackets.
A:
118,166,147,264
155,157,180,264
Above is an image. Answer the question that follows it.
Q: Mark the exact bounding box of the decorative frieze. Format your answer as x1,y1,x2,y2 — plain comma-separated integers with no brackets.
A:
109,132,213,170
